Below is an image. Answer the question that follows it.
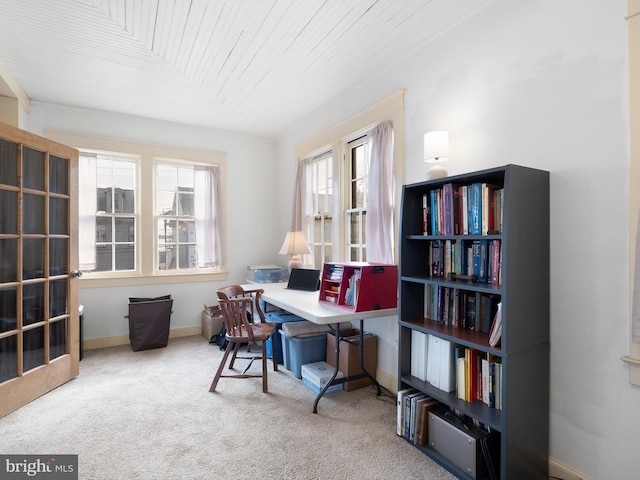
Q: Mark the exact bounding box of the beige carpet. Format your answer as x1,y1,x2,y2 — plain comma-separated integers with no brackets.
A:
0,335,456,480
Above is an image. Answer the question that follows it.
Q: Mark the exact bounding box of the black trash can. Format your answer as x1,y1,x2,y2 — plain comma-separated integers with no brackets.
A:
126,295,173,351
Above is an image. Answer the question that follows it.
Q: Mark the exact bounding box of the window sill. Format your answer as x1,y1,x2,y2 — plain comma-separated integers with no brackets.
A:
79,270,228,288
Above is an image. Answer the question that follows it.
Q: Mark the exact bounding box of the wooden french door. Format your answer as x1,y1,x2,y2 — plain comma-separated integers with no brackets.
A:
0,121,79,418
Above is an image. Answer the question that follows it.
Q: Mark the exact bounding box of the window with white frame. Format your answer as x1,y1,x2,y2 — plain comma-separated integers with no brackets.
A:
346,135,368,262
72,138,225,282
311,151,333,266
155,162,198,271
295,91,403,270
308,133,373,268
94,154,137,272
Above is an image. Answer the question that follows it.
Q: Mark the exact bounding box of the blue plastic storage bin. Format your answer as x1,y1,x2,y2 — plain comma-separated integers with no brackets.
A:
264,312,306,364
279,329,327,379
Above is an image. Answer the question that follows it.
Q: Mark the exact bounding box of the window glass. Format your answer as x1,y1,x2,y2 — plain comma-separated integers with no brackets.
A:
311,152,333,267
346,137,368,262
155,163,198,271
94,155,137,272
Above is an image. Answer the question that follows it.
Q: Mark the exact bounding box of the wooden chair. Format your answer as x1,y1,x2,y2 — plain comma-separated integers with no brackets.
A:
209,286,278,393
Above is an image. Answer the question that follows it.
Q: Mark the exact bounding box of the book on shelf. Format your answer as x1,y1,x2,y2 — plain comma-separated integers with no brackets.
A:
460,185,469,235
478,294,500,334
422,192,429,235
343,269,361,306
488,362,497,408
493,187,504,234
454,347,483,403
397,388,416,437
467,349,482,402
490,239,502,285
414,398,440,446
488,301,502,347
430,240,444,277
455,346,466,401
482,183,499,235
408,393,429,442
410,330,429,381
479,239,488,283
404,391,427,440
429,189,439,236
426,335,455,392
481,353,502,408
443,240,452,278
442,183,459,236
471,240,482,278
465,292,477,330
468,182,482,235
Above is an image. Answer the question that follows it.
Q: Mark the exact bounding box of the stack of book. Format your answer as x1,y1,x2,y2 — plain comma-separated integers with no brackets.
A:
397,388,441,446
454,347,503,410
422,182,504,237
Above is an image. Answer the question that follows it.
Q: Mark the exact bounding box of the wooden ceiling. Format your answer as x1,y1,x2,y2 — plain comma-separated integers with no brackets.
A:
0,0,491,138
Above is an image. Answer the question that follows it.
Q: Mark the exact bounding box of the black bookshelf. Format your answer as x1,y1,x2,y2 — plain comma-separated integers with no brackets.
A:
397,164,549,480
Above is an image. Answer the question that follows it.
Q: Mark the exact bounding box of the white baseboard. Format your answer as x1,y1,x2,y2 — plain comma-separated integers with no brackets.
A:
549,457,593,480
375,368,397,395
84,326,202,351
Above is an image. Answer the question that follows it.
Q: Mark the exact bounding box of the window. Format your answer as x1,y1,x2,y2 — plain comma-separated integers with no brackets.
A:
155,163,197,271
51,130,228,285
80,153,222,278
297,91,403,269
311,151,333,265
308,133,372,268
346,136,368,262
95,154,137,272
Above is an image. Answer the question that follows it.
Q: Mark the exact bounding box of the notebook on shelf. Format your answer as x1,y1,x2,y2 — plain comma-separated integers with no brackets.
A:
286,268,321,291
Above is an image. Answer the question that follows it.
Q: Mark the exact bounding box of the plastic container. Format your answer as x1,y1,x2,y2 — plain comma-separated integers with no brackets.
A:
246,265,288,283
279,329,327,379
264,313,306,364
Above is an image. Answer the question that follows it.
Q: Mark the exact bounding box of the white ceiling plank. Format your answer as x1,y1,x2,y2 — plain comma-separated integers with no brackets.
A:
0,0,492,137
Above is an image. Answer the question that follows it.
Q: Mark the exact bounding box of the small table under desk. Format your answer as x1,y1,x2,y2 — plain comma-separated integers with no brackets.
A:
252,282,397,413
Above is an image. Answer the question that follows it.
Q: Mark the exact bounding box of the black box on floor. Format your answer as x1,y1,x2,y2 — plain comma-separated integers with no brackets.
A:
428,407,498,479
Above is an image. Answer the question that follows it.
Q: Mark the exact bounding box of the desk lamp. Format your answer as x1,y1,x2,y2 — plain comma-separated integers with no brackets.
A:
279,231,311,270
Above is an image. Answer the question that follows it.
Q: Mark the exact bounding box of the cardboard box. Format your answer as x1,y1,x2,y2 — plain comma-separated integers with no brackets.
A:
202,304,224,342
326,329,377,391
301,361,343,395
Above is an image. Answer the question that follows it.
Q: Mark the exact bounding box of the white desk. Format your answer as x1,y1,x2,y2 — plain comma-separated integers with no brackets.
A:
257,282,397,324
252,282,397,412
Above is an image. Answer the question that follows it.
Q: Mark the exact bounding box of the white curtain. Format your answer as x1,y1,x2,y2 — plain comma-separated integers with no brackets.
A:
195,165,223,267
365,120,394,264
78,153,97,271
290,157,314,267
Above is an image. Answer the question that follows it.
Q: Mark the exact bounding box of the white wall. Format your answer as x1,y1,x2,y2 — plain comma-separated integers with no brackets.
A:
24,102,282,340
275,0,633,478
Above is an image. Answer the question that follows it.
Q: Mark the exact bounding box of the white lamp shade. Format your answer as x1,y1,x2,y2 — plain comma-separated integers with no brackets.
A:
279,231,311,256
424,131,450,163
